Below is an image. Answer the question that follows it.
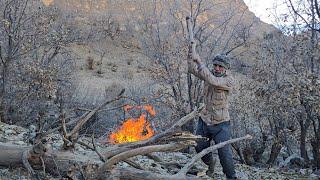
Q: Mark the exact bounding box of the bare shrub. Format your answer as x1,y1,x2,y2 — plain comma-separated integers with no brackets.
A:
87,56,95,70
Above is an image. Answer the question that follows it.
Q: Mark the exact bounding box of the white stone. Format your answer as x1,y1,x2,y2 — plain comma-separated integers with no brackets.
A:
13,141,25,145
4,129,15,135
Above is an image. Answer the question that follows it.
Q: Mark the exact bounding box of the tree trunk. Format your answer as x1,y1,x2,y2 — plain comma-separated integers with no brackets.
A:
299,120,310,162
300,129,309,161
311,138,320,169
0,63,8,123
267,140,282,165
311,115,320,169
0,142,101,177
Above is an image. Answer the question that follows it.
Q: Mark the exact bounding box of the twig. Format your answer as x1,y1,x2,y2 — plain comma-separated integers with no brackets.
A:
40,156,46,174
43,111,90,137
145,153,162,162
68,89,125,138
77,104,126,113
123,159,145,170
50,156,62,178
77,140,94,150
77,162,87,180
22,150,39,180
79,138,144,170
92,134,106,163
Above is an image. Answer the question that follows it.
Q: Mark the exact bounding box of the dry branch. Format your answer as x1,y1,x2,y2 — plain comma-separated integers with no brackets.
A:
22,150,38,179
175,134,253,177
100,141,195,173
92,135,106,163
43,111,90,136
145,153,162,162
123,159,145,170
68,89,125,137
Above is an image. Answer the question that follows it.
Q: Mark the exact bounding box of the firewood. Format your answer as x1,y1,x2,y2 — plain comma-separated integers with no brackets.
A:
175,135,253,177
99,141,195,173
102,104,204,159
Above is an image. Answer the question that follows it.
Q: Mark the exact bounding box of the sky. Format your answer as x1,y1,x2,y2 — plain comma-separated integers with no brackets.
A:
243,0,289,25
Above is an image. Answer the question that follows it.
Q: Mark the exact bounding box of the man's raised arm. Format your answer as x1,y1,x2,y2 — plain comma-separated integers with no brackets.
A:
186,16,232,91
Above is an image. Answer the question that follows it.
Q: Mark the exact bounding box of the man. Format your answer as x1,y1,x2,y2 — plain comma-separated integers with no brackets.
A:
188,53,236,179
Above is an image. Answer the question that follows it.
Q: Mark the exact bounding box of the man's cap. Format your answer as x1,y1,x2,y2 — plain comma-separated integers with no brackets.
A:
212,54,230,69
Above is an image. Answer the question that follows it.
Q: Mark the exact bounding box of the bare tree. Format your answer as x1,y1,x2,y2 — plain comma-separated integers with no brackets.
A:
123,0,254,135
0,0,77,133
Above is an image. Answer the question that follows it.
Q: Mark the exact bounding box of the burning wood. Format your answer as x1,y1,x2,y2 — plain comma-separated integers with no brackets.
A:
109,104,156,144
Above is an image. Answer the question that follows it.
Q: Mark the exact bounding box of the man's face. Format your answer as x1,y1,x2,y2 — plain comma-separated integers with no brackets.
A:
213,64,226,75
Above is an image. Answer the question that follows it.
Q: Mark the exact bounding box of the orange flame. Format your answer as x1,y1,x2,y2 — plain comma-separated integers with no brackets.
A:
108,105,155,144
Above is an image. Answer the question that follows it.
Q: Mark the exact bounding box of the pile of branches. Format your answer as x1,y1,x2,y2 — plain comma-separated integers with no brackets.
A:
0,91,251,180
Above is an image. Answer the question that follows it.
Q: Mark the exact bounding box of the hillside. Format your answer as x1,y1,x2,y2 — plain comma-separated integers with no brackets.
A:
1,0,319,179
46,0,279,107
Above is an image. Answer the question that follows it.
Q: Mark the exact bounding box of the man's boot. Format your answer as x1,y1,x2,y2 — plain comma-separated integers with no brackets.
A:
206,157,216,178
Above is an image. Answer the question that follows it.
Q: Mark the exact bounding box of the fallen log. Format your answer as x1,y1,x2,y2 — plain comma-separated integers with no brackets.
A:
0,142,101,177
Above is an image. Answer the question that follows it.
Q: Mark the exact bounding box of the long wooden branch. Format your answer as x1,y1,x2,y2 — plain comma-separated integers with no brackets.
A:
102,133,204,166
100,141,195,172
175,134,252,176
186,16,196,56
43,111,90,136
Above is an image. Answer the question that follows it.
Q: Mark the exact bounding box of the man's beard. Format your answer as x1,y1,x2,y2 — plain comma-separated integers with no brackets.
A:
212,70,225,77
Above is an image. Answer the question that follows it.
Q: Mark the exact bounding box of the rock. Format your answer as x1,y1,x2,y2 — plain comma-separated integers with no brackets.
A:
0,168,9,176
13,141,25,145
111,65,118,72
312,169,320,177
28,125,36,132
12,126,26,134
279,153,305,168
52,140,64,150
299,168,307,175
309,173,320,180
269,168,276,172
4,129,15,136
17,132,26,140
75,145,85,152
236,171,249,180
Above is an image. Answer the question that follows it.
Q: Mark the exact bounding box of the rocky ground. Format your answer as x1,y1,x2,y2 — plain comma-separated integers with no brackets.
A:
0,122,319,180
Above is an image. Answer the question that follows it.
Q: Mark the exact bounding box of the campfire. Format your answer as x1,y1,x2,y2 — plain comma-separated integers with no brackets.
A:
109,104,155,144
